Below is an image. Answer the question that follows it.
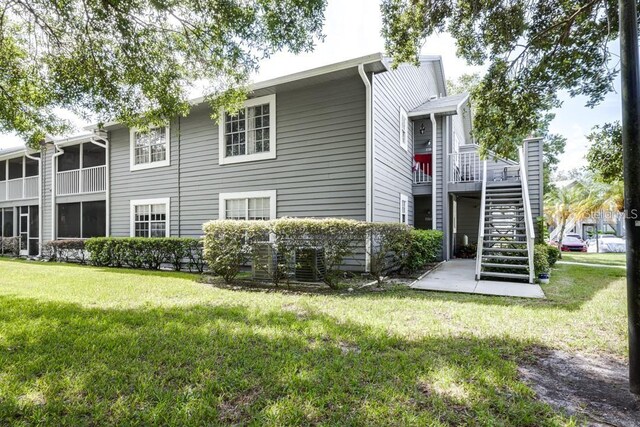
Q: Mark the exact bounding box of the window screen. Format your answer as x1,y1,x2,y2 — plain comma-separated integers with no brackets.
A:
82,201,106,238
57,203,81,238
58,145,80,172
8,157,22,179
83,143,106,168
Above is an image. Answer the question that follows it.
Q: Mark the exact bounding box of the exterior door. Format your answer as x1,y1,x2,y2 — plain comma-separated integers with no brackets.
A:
19,206,28,256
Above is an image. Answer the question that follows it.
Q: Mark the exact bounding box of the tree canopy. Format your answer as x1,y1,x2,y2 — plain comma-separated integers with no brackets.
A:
586,121,623,183
381,0,621,159
0,0,327,147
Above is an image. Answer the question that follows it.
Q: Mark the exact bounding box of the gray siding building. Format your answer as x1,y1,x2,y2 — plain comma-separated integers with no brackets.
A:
0,53,544,267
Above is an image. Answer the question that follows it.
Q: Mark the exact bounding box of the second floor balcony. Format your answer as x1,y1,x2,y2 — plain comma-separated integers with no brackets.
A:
0,155,39,201
56,141,107,196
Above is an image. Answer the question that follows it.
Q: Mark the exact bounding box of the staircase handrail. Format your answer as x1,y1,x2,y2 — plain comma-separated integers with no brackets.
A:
518,146,536,283
475,160,488,280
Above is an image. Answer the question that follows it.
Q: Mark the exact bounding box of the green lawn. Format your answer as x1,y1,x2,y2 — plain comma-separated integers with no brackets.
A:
0,259,628,426
561,252,627,266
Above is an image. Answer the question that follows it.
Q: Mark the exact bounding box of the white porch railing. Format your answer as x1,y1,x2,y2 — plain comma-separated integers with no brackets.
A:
0,176,39,201
449,151,481,183
413,162,432,184
57,165,106,196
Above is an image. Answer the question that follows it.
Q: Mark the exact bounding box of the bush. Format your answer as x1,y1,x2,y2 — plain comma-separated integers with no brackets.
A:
85,237,204,272
534,244,550,276
455,243,477,259
44,239,88,263
0,237,20,257
366,223,412,283
546,245,560,268
403,229,443,272
202,220,270,283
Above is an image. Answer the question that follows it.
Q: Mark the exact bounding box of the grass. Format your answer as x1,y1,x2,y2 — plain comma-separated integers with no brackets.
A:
0,258,628,426
560,252,627,266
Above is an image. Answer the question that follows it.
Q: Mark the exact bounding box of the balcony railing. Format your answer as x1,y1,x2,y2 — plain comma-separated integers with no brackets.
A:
0,176,39,201
449,151,481,183
57,165,106,196
413,163,432,184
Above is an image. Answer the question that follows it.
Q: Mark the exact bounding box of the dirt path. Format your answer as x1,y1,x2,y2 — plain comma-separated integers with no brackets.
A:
519,350,640,426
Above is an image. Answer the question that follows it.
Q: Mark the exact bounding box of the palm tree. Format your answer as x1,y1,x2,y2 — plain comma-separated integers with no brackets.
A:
544,183,588,258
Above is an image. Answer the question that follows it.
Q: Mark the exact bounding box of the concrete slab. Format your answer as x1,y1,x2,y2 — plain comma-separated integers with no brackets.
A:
411,259,545,299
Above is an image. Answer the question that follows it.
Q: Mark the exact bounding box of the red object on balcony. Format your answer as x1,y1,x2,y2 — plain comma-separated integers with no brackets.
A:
414,154,432,175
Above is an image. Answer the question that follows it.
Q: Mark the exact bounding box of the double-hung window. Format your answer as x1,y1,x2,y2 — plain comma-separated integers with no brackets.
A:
219,191,276,220
219,95,276,165
130,198,170,237
400,194,409,224
130,126,170,171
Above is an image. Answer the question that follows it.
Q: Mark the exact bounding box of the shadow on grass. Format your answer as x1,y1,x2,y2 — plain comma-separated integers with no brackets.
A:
0,295,572,426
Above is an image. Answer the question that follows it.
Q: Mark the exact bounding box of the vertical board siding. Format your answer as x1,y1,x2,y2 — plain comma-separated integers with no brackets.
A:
372,61,439,226
526,139,544,221
108,75,366,238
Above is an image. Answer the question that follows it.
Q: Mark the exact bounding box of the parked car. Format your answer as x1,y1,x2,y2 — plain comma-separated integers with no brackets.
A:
587,236,626,253
566,233,584,242
560,236,588,252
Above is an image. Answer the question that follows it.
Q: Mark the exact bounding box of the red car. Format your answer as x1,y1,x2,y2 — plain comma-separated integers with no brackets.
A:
561,236,587,252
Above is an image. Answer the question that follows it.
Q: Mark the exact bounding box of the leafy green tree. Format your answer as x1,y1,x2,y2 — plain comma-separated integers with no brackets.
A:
381,0,620,159
586,121,623,183
0,0,327,147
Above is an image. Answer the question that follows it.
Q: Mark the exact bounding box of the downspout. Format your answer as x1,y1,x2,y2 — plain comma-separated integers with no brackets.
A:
430,112,437,230
90,130,110,236
52,143,64,241
24,150,42,256
358,63,373,272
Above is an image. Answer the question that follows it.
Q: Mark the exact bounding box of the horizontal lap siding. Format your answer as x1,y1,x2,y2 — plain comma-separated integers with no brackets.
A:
372,62,439,226
109,75,367,239
526,139,544,221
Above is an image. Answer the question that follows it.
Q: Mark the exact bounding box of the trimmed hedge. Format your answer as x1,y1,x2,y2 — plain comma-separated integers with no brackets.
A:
84,237,205,272
43,239,88,263
546,245,560,268
203,218,443,286
534,244,550,276
403,229,444,272
0,237,20,257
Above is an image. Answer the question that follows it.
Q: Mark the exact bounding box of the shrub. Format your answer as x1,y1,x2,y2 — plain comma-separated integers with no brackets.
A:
85,237,204,271
546,245,560,268
534,244,550,276
202,220,270,283
44,239,87,263
366,223,412,283
455,243,477,259
0,237,20,257
403,229,443,272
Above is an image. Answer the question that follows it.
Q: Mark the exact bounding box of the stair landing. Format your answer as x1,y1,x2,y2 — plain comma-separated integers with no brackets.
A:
411,259,545,299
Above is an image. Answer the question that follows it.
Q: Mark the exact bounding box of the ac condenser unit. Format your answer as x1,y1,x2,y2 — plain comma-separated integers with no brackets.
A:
252,243,282,280
294,247,326,282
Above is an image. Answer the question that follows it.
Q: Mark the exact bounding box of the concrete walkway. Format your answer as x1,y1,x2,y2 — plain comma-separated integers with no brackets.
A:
411,259,545,299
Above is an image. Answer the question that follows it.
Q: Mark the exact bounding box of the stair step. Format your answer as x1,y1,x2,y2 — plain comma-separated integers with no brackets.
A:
482,247,528,253
486,197,523,202
480,271,530,280
485,227,526,231
483,240,528,245
482,262,529,269
486,233,527,238
483,255,529,261
485,192,522,197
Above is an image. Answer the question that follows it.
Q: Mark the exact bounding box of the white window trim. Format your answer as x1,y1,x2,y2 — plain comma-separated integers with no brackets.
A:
130,126,171,171
399,193,409,225
218,190,277,220
218,94,277,165
399,108,409,152
129,197,170,237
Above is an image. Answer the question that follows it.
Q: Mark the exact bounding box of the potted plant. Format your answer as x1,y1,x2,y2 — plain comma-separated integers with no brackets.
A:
538,271,550,284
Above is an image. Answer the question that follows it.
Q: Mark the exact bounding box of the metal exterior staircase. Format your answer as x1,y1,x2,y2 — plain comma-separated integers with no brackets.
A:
475,148,536,283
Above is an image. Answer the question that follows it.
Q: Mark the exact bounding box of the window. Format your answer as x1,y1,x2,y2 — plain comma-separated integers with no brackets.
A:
219,190,276,220
2,208,14,237
399,108,409,151
219,94,276,165
58,201,106,239
57,142,106,172
82,143,106,168
130,126,170,171
130,198,169,237
25,156,39,177
8,157,22,179
400,194,409,224
58,145,80,172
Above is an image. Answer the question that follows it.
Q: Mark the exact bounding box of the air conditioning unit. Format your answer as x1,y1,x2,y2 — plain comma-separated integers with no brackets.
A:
252,243,283,280
295,247,326,282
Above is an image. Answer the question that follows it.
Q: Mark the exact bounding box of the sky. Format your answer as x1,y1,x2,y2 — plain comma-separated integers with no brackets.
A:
0,0,622,173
